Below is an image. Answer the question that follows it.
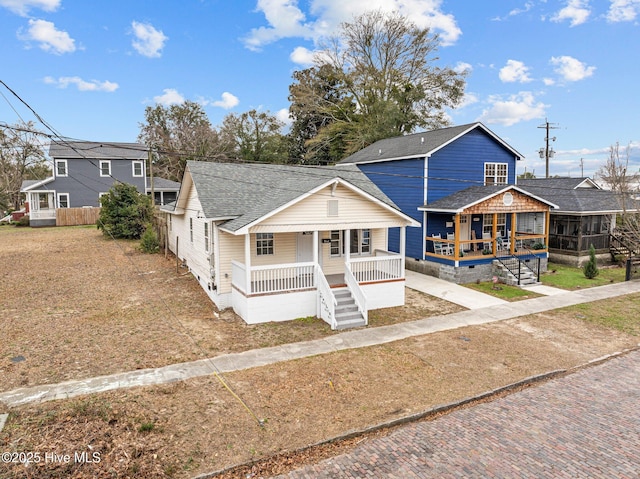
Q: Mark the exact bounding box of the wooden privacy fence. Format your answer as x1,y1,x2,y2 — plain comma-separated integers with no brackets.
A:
152,210,168,251
56,207,101,226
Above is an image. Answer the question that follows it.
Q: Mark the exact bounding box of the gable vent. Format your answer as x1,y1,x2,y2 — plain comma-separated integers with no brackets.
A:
327,199,339,217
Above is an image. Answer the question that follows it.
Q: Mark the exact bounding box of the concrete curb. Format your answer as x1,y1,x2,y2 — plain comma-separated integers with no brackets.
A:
194,345,640,479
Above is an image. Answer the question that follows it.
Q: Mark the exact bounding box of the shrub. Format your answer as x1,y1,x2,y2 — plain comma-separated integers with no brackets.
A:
139,225,160,254
583,244,599,279
16,215,30,227
97,183,152,239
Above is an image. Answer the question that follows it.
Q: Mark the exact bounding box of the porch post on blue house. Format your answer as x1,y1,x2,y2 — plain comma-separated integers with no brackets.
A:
344,229,351,264
400,226,406,278
244,234,251,294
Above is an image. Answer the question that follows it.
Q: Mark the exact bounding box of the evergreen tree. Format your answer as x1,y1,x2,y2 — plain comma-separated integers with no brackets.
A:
97,183,153,239
583,244,599,279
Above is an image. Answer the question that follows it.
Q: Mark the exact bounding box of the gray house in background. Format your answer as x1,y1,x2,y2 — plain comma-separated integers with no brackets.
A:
21,141,177,227
517,177,624,266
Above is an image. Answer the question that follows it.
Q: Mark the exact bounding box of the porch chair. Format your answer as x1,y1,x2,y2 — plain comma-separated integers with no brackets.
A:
482,232,492,253
432,234,453,255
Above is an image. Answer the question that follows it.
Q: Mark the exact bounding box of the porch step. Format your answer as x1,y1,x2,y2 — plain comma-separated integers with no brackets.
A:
333,288,366,330
492,260,539,287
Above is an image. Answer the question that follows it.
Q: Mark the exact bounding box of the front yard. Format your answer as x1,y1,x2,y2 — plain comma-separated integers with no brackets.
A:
1,226,639,478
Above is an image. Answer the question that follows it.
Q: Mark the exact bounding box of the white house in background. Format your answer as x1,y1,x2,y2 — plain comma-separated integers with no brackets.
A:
162,161,419,329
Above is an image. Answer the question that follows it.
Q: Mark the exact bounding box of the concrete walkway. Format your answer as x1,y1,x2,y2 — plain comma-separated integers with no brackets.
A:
1,279,639,408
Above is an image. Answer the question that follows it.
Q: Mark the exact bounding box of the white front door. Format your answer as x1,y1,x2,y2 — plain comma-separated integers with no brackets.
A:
459,215,471,252
296,231,314,263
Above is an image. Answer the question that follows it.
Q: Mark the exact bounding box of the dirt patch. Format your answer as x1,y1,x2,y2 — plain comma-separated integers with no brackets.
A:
1,305,637,478
0,227,462,392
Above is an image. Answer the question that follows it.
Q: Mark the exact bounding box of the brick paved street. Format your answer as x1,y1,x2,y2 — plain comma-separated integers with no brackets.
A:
275,350,640,478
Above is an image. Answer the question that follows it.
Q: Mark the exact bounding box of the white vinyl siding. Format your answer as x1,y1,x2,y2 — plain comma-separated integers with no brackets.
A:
204,222,209,252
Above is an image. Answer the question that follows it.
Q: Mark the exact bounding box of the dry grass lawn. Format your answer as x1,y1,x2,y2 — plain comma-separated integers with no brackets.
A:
1,225,638,479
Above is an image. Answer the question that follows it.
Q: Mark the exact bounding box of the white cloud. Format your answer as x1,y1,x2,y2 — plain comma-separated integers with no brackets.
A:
276,108,292,126
607,0,640,22
43,76,119,92
499,60,532,83
453,61,472,74
131,21,167,58
479,91,547,127
551,0,591,26
21,19,76,54
550,55,595,82
290,46,316,66
153,88,185,106
211,92,239,109
456,92,479,109
542,77,555,86
0,0,59,16
243,0,462,52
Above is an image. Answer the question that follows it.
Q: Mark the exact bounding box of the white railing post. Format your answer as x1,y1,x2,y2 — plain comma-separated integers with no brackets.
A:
316,264,337,329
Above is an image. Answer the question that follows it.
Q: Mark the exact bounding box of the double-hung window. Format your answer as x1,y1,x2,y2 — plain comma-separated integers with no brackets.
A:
483,213,506,237
256,233,274,255
132,161,144,177
204,223,209,252
57,193,69,208
190,218,194,243
484,163,507,185
55,160,68,177
99,160,111,177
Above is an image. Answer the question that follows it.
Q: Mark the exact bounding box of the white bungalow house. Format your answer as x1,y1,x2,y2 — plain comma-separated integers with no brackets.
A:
163,161,419,329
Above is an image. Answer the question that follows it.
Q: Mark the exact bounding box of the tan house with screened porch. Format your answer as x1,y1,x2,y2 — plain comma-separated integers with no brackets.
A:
162,161,419,329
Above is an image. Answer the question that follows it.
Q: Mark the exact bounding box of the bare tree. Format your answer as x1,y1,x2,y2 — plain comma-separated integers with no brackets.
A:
0,122,49,212
221,109,286,163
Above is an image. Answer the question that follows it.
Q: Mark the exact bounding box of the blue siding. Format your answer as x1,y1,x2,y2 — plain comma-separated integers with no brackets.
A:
427,128,517,203
359,158,425,259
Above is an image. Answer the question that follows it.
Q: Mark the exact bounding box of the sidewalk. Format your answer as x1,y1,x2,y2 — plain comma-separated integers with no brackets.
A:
1,279,639,409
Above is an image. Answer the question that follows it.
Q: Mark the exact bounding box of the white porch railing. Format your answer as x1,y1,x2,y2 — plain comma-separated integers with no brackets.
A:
344,264,368,325
316,265,337,328
348,252,403,282
29,209,56,220
232,261,316,294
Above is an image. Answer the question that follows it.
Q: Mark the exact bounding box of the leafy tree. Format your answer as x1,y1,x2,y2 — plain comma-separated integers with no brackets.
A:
138,101,233,182
0,122,49,211
221,109,286,163
97,182,153,239
518,171,536,179
583,244,599,279
287,10,466,163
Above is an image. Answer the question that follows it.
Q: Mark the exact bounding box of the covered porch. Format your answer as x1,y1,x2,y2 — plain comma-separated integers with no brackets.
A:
24,190,57,226
229,228,408,329
418,185,556,284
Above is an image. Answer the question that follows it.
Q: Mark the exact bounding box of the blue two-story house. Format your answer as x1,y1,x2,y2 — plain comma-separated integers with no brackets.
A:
21,141,179,227
339,123,556,284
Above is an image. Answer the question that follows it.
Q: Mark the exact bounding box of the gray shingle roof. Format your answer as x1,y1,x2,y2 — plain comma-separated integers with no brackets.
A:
338,122,524,165
148,177,181,190
421,184,557,212
184,161,401,232
48,141,148,160
517,178,623,213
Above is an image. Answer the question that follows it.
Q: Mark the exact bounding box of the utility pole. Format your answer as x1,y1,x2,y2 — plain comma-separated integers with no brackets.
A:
580,158,584,177
538,119,560,178
148,148,155,206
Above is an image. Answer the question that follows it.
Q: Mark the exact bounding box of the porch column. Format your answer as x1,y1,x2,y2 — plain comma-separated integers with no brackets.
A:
453,214,460,260
244,234,251,294
511,212,517,254
344,229,351,265
492,213,498,255
544,211,551,250
313,230,319,264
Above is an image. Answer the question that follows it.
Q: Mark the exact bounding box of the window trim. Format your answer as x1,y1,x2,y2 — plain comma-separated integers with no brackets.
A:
132,160,144,178
256,232,274,256
99,160,111,177
57,192,70,208
330,229,372,257
55,159,68,177
484,162,508,186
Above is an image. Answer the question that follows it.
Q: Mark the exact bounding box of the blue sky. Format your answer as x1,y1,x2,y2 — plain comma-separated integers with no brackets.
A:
1,0,639,179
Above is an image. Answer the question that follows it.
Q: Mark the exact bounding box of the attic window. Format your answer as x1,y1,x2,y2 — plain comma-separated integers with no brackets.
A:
327,200,339,217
